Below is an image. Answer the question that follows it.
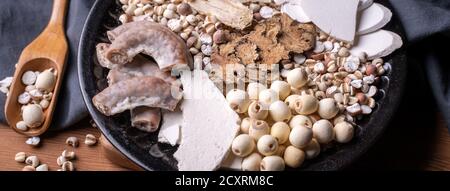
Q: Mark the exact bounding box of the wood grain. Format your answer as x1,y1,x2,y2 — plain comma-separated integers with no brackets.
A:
0,114,449,171
0,120,127,171
4,0,69,137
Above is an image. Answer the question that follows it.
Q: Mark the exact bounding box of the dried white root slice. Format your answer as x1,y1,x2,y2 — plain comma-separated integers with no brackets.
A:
158,110,183,146
350,30,403,60
174,70,241,171
188,0,253,30
357,3,392,35
300,0,359,43
92,76,182,116
131,107,161,133
358,0,373,11
281,2,311,23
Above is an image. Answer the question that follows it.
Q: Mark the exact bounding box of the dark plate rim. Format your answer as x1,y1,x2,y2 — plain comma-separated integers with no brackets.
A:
78,0,408,171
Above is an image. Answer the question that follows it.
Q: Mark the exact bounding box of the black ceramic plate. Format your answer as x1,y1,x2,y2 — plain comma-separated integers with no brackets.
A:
78,0,407,171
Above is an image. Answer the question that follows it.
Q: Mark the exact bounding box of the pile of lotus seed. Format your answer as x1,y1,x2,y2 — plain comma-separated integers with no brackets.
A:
15,68,57,132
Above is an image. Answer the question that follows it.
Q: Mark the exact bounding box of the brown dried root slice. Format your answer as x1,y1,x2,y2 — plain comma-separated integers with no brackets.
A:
279,14,316,53
92,76,182,116
104,21,191,71
188,0,253,30
131,107,161,133
236,43,258,65
107,55,176,85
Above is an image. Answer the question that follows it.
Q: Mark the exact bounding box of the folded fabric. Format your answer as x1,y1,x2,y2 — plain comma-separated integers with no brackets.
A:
0,0,94,130
389,0,450,132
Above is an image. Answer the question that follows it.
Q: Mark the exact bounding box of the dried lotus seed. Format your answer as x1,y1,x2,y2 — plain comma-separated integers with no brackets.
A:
269,101,291,122
35,69,56,92
259,89,279,105
231,134,255,157
283,146,305,168
248,101,269,120
226,89,251,114
240,117,252,134
22,104,44,128
242,153,262,171
260,156,285,171
21,71,37,85
289,115,313,129
247,82,266,100
289,126,313,148
248,120,270,141
334,122,354,143
270,122,290,144
312,120,334,144
270,81,291,100
257,135,278,156
304,138,321,159
18,92,31,104
16,121,28,131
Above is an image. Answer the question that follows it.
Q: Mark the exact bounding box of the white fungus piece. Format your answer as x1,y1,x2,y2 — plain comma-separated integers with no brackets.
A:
312,119,335,144
35,69,57,92
226,89,251,114
270,122,290,144
270,81,291,100
259,89,279,106
22,104,44,128
231,134,255,157
289,115,313,129
334,122,354,143
247,82,267,100
18,92,31,105
260,156,285,171
269,101,292,122
257,135,279,156
21,71,37,85
304,138,321,159
242,153,262,171
289,125,313,148
283,146,306,168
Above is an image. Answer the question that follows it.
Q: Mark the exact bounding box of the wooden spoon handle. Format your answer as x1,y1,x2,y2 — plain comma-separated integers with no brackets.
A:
49,0,69,28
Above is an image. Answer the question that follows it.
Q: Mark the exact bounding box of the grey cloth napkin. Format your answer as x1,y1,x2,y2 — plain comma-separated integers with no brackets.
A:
0,0,94,130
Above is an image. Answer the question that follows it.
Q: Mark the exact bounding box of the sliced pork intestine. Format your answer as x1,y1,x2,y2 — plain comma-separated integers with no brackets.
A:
105,55,176,132
106,21,161,42
131,107,161,133
103,21,192,72
92,76,182,116
106,55,176,85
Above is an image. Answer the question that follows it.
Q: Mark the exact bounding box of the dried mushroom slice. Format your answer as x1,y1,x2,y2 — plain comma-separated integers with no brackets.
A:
92,76,182,116
103,21,192,71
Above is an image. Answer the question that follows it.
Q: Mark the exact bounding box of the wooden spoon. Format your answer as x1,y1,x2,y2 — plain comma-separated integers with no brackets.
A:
4,0,69,137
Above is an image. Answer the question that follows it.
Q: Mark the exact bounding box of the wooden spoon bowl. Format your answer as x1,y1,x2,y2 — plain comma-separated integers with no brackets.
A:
4,0,69,137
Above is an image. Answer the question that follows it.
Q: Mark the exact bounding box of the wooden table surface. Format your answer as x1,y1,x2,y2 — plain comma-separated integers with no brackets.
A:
0,114,449,171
